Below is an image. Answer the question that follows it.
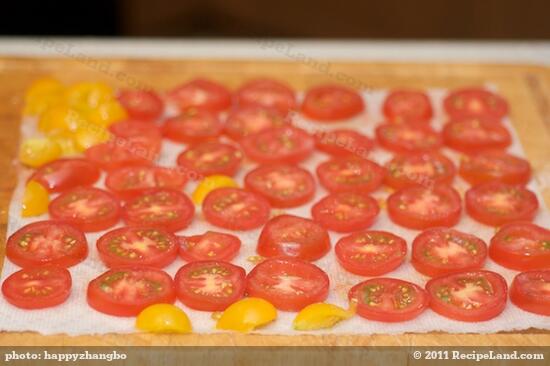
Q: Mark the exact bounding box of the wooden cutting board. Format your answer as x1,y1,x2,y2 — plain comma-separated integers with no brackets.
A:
0,56,549,346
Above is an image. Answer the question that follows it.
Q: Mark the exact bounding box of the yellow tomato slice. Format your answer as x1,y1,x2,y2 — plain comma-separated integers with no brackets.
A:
136,304,192,334
192,175,238,204
65,82,114,110
38,105,87,134
293,302,355,331
21,181,49,217
216,297,277,332
19,138,62,168
87,100,128,127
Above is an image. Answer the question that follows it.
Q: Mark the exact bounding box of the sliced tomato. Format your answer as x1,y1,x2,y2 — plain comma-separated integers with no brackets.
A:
316,157,385,193
174,261,246,311
489,222,550,271
465,182,538,226
6,220,87,268
224,106,288,141
202,187,270,231
442,117,511,153
2,266,71,309
348,278,428,322
510,270,550,316
383,89,433,123
459,151,531,186
235,78,296,113
162,110,223,144
109,120,162,158
177,142,242,177
118,89,164,122
246,257,329,311
257,214,331,261
384,152,456,190
97,227,179,268
426,270,507,322
179,231,241,262
301,84,365,121
412,228,487,277
167,78,231,113
311,192,379,233
87,267,176,317
387,185,462,230
241,126,314,164
244,164,315,208
314,129,374,158
49,187,121,232
122,188,195,232
85,142,153,171
444,87,509,120
29,158,100,193
376,123,442,154
335,231,407,276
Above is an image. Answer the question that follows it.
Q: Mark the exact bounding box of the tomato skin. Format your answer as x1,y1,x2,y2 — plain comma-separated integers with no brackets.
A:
411,228,488,277
118,89,164,122
179,231,241,262
85,143,153,171
316,157,385,193
426,270,508,322
444,88,509,120
376,123,442,154
335,231,407,276
442,117,511,153
489,222,550,271
257,215,331,261
109,120,162,158
2,266,72,309
246,257,330,311
177,142,243,177
225,106,288,141
167,78,232,113
314,129,374,158
301,84,365,121
510,270,550,316
29,158,100,193
384,152,456,190
383,89,433,123
459,151,531,186
348,278,429,322
174,261,246,311
162,110,223,144
235,78,296,113
241,126,314,164
465,182,538,226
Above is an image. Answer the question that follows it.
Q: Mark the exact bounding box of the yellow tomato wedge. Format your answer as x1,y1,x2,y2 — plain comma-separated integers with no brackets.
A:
87,100,128,127
73,125,112,151
25,77,64,100
191,175,238,205
136,304,192,334
293,302,355,331
38,105,86,134
216,298,277,332
19,138,61,167
24,77,65,116
65,82,114,110
49,133,80,156
21,181,49,217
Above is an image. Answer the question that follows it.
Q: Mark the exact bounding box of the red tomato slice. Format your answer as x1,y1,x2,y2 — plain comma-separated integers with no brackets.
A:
349,278,428,322
257,214,331,261
384,152,456,190
465,182,538,226
459,151,531,186
224,106,288,141
316,157,385,193
202,187,270,231
426,270,508,322
177,142,242,177
301,84,365,121
412,228,487,277
235,78,296,113
442,117,511,153
29,158,100,193
85,142,153,171
167,78,232,113
97,227,179,268
109,120,162,158
118,89,164,122
244,164,315,208
241,126,314,164
87,267,176,317
311,192,380,233
376,123,442,154
49,187,121,232
2,266,71,309
179,231,241,262
162,110,223,144
246,257,329,311
489,222,550,271
444,88,509,120
387,185,462,230
174,261,246,311
122,188,195,232
335,231,407,276
510,270,550,316
383,89,433,123
314,129,374,158
105,165,188,201
6,220,88,268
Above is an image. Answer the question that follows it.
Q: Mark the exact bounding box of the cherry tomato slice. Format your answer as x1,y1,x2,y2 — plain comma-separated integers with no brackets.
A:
235,78,296,113
442,117,511,153
29,158,100,193
459,151,531,186
224,106,288,141
118,89,164,122
167,78,232,113
444,88,509,120
162,110,223,144
387,185,462,230
179,231,241,262
87,267,176,317
510,270,550,316
465,182,538,226
174,260,246,311
246,257,330,311
109,120,162,158
2,266,71,309
85,142,153,171
383,89,433,123
335,231,407,276
311,192,379,233
376,123,442,154
316,157,385,193
426,270,507,322
6,220,88,268
177,142,242,177
257,214,331,261
244,164,315,208
241,126,314,164
49,187,121,232
314,129,374,158
384,152,456,190
301,84,365,121
349,278,428,322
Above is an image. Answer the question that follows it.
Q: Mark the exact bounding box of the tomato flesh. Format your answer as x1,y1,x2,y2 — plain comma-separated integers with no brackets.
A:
225,106,288,141
162,110,223,144
109,120,162,159
241,126,314,164
383,89,433,123
459,151,531,186
236,79,296,113
376,123,442,154
177,142,242,177
442,117,511,153
167,78,232,113
384,152,455,190
316,157,385,193
30,158,100,193
444,88,509,120
85,143,153,171
301,84,365,121
179,231,241,262
118,89,164,122
314,129,374,158
510,270,550,316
